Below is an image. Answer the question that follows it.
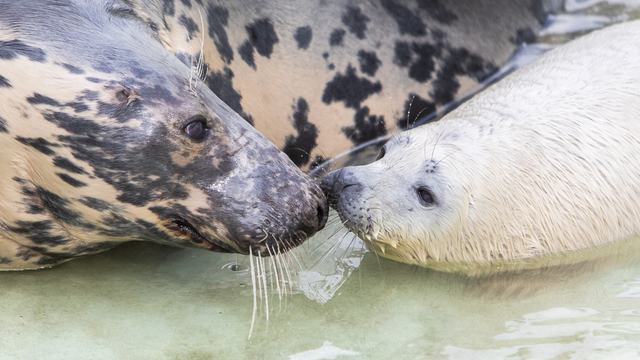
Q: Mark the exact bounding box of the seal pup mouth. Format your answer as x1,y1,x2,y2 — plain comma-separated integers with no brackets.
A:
164,215,235,253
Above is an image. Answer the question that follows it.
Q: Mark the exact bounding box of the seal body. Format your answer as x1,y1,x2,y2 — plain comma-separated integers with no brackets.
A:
321,20,640,272
157,0,550,168
0,0,328,270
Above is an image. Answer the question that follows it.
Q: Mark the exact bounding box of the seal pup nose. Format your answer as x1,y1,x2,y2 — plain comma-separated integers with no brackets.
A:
321,168,363,208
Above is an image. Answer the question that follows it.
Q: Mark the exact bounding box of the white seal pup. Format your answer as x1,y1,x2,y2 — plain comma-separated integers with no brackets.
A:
321,20,640,273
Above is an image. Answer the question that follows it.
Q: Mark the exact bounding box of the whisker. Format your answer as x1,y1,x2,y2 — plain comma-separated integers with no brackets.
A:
248,248,257,340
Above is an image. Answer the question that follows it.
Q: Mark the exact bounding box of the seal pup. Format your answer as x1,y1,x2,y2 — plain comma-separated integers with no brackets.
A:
0,0,327,270
321,20,640,273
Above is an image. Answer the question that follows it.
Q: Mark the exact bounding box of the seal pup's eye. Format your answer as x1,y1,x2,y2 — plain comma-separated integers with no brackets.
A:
376,146,386,160
183,117,208,141
417,187,436,206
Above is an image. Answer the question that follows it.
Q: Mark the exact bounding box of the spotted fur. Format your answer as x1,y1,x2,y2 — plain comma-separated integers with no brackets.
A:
0,0,328,270
158,0,551,169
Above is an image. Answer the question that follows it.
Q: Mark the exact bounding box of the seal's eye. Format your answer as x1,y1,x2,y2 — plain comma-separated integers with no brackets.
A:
417,187,436,206
183,118,208,141
376,146,386,161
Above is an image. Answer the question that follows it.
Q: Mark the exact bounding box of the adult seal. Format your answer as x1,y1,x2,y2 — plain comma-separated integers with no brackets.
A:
159,0,552,169
321,20,640,274
0,0,328,270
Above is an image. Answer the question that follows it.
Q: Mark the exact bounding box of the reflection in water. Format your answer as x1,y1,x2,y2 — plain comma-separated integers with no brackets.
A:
444,305,640,359
288,341,359,360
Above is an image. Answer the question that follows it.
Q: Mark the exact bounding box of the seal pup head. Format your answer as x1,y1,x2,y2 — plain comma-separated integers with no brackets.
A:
0,0,327,269
320,123,479,268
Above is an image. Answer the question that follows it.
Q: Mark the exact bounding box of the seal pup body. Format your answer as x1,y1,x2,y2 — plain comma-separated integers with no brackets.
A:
0,0,327,270
155,0,550,168
321,20,640,273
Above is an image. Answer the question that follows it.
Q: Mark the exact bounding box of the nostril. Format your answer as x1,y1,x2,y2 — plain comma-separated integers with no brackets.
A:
316,202,328,230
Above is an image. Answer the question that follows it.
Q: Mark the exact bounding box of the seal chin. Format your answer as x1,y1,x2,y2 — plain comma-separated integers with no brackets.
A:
165,215,235,253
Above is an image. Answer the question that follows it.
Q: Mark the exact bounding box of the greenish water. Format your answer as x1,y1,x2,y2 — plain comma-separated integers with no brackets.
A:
3,225,640,359
4,2,640,359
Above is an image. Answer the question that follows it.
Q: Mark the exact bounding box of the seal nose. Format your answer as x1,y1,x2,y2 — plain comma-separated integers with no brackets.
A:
320,168,362,209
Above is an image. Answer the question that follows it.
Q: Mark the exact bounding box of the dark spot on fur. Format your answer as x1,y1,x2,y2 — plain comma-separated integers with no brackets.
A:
0,39,46,62
245,18,279,58
357,50,381,76
322,64,382,109
397,94,436,130
43,111,192,207
394,41,413,67
416,0,458,24
9,221,68,246
57,173,87,188
27,93,62,107
97,98,144,123
381,0,427,36
206,5,233,64
511,28,537,44
53,157,88,174
163,0,175,16
0,116,8,133
431,48,496,105
179,14,199,39
15,137,59,155
0,257,12,264
180,0,192,8
0,75,11,88
205,67,254,125
86,77,104,83
65,101,89,113
175,51,191,67
61,63,85,74
294,26,312,50
342,107,386,145
37,188,85,225
328,63,335,70
329,29,346,46
238,40,255,69
341,7,369,39
35,256,67,266
283,98,318,167
408,42,441,83
78,197,111,212
322,52,329,59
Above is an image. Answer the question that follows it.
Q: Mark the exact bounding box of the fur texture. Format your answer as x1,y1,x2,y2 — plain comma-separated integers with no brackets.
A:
322,20,640,273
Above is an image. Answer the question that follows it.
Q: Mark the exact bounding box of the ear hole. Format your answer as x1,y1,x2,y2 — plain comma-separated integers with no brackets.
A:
115,86,140,105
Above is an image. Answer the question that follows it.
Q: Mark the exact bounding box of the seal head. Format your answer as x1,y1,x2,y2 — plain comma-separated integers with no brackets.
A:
0,0,327,269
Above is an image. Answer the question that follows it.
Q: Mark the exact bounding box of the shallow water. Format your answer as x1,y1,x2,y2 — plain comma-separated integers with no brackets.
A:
5,2,640,359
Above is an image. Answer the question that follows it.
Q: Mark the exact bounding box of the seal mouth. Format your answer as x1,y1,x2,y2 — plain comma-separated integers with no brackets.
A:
165,215,234,253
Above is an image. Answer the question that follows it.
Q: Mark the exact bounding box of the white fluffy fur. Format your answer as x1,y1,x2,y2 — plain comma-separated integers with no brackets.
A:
350,20,640,272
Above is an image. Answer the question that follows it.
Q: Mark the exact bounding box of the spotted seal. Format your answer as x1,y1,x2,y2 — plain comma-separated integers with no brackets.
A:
321,20,640,273
158,0,552,169
0,0,328,270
